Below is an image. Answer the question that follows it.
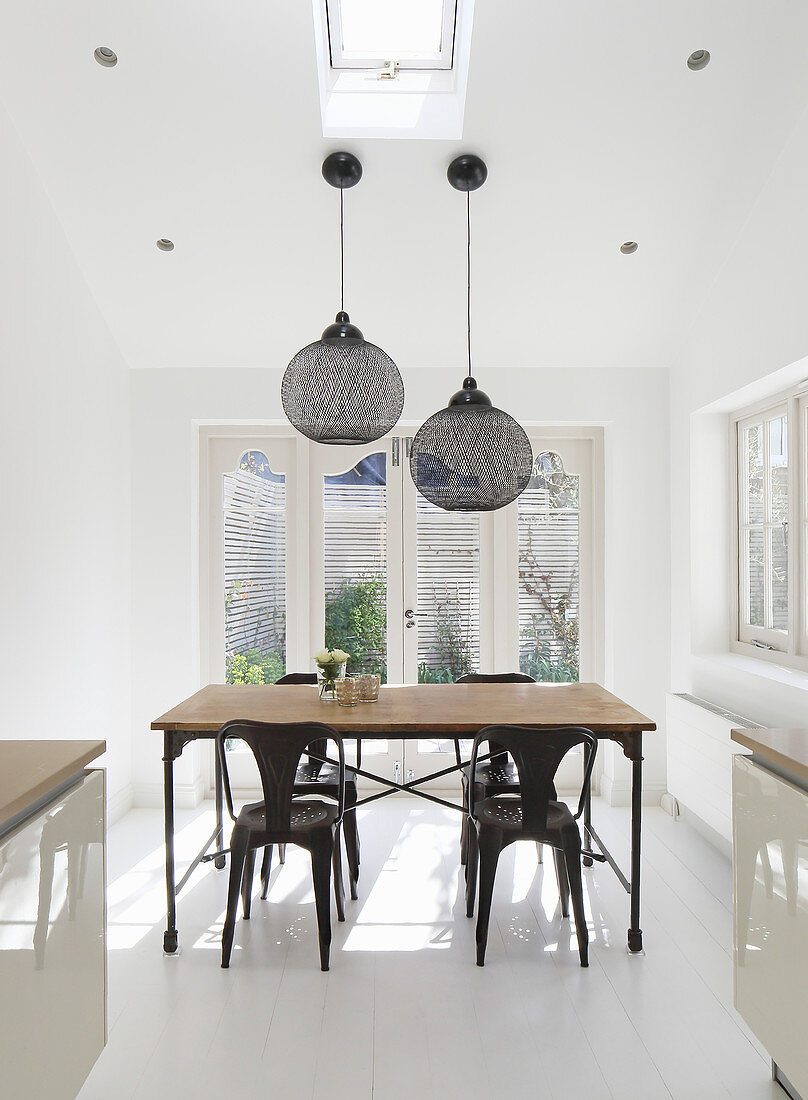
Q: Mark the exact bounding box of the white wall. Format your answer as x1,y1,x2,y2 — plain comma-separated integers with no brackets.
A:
671,100,808,727
130,365,669,806
0,105,132,813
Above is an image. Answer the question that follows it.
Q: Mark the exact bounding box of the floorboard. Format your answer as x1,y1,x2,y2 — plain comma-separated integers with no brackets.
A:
77,797,781,1100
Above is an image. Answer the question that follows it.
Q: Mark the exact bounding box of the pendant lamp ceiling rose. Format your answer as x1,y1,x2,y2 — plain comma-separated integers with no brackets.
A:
447,154,488,193
321,311,364,343
322,151,363,190
448,376,492,407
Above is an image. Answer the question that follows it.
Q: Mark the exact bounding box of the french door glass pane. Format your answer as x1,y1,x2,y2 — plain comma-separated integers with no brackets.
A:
223,451,286,684
415,494,480,683
323,453,388,680
518,452,580,682
745,423,764,524
747,527,765,628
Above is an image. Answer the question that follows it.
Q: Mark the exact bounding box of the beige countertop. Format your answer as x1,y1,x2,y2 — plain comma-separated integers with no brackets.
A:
730,727,808,788
0,740,106,831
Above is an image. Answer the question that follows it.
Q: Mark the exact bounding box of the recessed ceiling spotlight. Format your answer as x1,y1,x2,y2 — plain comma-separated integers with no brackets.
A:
620,241,638,255
156,238,175,252
687,49,710,71
94,46,118,68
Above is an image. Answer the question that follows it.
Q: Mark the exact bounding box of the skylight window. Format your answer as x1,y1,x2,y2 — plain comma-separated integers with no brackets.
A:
326,0,457,70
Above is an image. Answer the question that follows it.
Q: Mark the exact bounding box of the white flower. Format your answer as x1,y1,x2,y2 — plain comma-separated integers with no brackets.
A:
331,649,351,663
314,649,331,664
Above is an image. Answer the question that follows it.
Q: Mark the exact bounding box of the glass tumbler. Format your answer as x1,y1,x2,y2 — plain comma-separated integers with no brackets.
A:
359,673,381,702
335,677,360,707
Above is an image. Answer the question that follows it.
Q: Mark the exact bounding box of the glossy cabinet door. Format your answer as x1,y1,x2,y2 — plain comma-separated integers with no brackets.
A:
0,769,106,1100
733,754,808,1097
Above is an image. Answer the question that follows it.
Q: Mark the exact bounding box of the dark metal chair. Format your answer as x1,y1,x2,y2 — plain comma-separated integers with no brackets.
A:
217,720,346,971
465,724,597,967
455,672,536,864
262,673,360,899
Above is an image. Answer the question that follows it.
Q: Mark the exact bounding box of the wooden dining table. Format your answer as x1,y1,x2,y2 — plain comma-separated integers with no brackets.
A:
152,681,656,956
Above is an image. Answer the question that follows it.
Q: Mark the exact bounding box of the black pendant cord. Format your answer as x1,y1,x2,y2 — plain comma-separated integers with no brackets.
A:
340,187,345,314
466,190,472,379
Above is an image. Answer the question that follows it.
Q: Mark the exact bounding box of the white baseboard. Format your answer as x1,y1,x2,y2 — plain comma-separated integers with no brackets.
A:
676,800,732,860
599,776,666,808
133,778,205,809
107,783,134,825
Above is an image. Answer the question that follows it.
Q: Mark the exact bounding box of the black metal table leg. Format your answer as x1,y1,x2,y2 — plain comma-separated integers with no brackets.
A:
214,748,226,870
582,742,593,867
163,732,178,954
628,738,644,953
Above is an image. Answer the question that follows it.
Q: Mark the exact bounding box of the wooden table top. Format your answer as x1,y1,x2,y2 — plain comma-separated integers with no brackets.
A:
152,682,655,735
731,727,808,787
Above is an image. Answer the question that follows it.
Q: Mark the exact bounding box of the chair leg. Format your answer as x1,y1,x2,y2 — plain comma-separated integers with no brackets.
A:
260,845,273,900
460,777,469,866
465,820,479,918
564,844,589,967
241,847,256,920
222,831,248,968
333,827,346,922
310,836,333,972
552,847,570,918
278,844,286,865
475,832,501,967
343,787,360,899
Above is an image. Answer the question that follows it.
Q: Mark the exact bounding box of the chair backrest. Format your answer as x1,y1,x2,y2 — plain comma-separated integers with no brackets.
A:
455,672,536,685
454,674,537,766
275,672,318,686
216,721,343,831
469,725,596,834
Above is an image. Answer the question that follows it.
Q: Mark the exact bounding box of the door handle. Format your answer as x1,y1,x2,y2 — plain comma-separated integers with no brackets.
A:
404,609,415,619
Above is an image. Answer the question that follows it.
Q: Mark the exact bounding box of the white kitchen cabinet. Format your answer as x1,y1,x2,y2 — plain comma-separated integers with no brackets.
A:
733,753,808,1100
0,768,106,1100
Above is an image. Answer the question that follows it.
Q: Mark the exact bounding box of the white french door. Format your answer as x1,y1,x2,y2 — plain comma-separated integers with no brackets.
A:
308,438,403,780
203,429,598,793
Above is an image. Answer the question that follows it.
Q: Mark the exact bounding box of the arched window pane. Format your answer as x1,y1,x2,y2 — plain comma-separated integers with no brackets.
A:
323,454,387,680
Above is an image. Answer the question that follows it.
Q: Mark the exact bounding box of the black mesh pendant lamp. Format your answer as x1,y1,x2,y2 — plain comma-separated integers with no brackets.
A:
409,155,533,511
282,152,404,445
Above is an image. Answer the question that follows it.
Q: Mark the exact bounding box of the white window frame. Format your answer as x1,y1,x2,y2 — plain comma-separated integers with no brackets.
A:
325,0,458,71
730,388,806,668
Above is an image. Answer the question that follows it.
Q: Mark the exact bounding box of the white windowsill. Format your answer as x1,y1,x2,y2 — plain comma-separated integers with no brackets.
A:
693,650,808,694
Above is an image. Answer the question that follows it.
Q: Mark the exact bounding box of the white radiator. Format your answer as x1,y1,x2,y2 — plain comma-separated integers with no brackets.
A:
666,693,758,844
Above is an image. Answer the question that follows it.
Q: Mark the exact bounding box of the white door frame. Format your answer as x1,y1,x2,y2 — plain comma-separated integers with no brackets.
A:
198,423,605,795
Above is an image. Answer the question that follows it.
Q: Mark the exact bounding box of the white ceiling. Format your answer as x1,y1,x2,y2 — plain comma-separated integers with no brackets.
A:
1,1,808,371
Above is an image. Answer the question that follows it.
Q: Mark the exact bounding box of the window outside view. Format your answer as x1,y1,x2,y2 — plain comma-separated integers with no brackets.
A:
323,454,388,680
740,413,788,636
222,447,582,686
518,452,581,682
224,451,287,684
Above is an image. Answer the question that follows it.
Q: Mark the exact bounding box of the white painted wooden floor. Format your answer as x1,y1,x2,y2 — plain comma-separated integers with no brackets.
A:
79,797,780,1100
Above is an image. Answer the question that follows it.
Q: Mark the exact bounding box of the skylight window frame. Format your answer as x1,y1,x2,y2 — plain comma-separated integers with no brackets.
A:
325,0,458,72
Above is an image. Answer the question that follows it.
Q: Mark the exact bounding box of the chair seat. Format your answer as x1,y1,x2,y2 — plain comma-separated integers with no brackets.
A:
475,796,575,838
294,762,356,789
241,799,338,832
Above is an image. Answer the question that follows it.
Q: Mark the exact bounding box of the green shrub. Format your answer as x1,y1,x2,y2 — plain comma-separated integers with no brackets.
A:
324,575,387,680
226,648,286,685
